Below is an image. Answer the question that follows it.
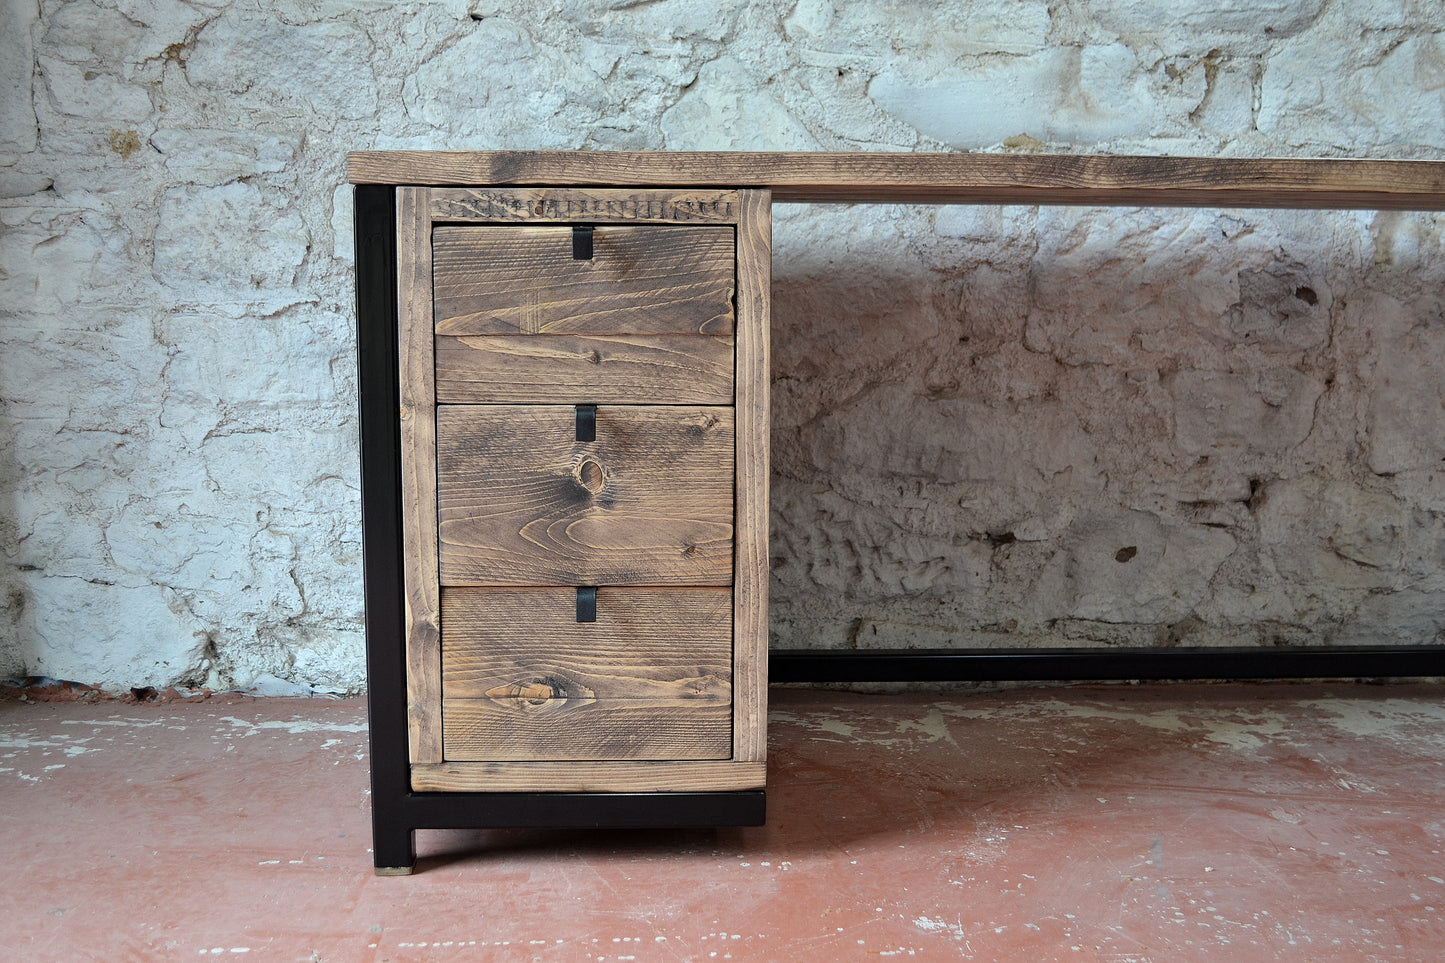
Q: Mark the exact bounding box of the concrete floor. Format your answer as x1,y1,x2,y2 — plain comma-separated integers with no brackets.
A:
3,683,1443,961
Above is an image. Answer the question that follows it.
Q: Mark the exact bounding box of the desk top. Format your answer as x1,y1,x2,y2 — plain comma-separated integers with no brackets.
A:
348,150,1445,209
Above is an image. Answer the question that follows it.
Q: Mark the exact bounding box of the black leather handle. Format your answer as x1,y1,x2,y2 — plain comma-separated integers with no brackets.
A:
572,224,594,260
575,404,596,442
576,586,597,623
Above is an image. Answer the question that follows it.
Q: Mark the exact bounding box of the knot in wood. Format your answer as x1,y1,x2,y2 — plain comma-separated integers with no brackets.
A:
575,456,606,494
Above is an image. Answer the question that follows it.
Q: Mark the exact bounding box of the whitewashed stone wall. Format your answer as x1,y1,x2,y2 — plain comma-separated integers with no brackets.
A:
1,0,1442,691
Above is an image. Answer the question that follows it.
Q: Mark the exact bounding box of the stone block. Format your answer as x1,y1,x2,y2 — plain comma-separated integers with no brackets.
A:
37,56,152,123
662,56,819,150
868,43,1203,148
0,0,38,153
1260,32,1445,151
148,128,299,184
183,11,379,123
1257,476,1411,597
1032,510,1237,624
1166,368,1324,460
152,182,310,298
1363,297,1445,476
1081,0,1327,46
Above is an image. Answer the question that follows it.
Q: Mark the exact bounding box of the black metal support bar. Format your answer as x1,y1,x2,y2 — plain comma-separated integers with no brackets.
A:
396,790,765,831
769,645,1445,684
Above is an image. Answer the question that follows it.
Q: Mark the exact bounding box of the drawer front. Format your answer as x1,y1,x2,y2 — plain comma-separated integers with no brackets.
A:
436,405,734,586
440,586,733,762
434,333,734,405
432,225,735,336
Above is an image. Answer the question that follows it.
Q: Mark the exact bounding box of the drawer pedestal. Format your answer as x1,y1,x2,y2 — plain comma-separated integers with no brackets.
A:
356,183,770,874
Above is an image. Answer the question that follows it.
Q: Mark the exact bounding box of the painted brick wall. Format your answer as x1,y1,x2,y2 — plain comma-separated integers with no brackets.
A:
2,0,1442,691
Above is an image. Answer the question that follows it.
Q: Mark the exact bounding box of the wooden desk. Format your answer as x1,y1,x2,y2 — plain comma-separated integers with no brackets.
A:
350,152,1445,873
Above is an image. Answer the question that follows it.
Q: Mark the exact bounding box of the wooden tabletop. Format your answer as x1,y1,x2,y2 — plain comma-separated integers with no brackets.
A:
348,151,1445,209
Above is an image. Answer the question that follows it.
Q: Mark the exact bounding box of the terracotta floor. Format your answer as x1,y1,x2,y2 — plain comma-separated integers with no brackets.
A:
3,684,1444,961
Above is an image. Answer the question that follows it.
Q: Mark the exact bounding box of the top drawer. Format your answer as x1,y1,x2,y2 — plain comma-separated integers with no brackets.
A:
432,225,735,336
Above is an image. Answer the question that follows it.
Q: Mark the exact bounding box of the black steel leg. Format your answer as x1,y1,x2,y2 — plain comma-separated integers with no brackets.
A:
354,184,414,875
371,824,415,876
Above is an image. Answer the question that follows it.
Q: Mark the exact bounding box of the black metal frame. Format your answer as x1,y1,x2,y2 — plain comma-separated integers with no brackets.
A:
356,183,1443,872
771,645,1445,684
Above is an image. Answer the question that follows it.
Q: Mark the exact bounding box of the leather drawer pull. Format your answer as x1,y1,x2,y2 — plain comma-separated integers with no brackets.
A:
572,224,594,260
576,586,597,623
575,404,596,442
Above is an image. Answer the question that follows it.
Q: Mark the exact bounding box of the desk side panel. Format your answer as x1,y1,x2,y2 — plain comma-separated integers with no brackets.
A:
734,189,771,764
397,188,444,765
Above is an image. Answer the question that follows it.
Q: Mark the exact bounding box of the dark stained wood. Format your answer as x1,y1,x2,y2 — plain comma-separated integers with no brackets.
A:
434,333,734,405
440,586,732,703
432,225,735,336
733,189,770,765
436,405,734,586
429,187,740,223
395,188,444,766
349,151,1445,210
444,701,732,762
440,587,732,762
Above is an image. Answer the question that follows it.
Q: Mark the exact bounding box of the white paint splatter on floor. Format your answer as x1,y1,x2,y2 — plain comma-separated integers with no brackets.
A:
913,915,967,940
895,707,959,746
218,717,367,737
1299,698,1445,745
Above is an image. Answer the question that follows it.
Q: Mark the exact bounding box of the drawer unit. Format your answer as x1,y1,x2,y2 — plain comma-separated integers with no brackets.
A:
373,185,770,861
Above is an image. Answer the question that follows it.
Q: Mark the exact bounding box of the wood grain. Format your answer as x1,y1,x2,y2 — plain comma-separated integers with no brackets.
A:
440,586,732,703
410,760,767,793
395,187,443,765
434,333,734,405
441,581,734,765
436,405,734,586
733,189,770,765
443,701,732,762
429,187,740,223
348,151,1445,210
432,225,735,336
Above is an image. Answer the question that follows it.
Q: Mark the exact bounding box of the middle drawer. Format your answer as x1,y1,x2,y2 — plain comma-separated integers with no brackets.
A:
436,404,735,586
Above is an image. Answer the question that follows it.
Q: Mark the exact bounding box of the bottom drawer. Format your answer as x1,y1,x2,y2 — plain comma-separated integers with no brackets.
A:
440,587,733,762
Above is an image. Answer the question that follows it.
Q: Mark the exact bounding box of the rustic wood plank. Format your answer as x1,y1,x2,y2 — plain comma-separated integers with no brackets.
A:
349,151,1445,209
410,760,767,793
443,700,732,762
396,188,443,765
434,333,734,405
733,189,770,765
432,225,735,336
429,187,740,223
440,586,732,703
436,405,734,586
